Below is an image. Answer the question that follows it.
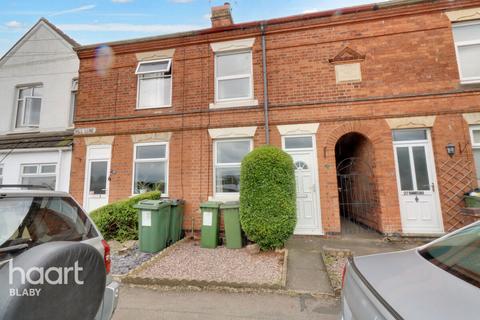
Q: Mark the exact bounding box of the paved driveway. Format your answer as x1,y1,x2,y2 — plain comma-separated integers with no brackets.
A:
113,285,340,320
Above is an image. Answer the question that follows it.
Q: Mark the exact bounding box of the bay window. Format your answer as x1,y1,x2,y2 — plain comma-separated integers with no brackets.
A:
136,59,172,109
133,143,168,194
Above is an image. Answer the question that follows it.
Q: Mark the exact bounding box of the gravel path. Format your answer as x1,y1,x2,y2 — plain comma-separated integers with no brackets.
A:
112,244,153,275
138,240,284,285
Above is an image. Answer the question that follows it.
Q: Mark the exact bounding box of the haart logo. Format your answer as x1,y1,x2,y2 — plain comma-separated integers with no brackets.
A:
5,259,85,296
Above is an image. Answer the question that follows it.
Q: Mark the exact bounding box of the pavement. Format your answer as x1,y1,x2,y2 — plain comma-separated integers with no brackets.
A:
285,231,424,295
113,285,340,320
112,226,429,320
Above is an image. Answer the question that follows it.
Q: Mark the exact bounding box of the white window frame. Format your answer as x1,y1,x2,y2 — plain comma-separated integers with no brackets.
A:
15,84,43,129
132,142,169,196
69,79,78,127
452,20,480,84
282,135,315,151
213,138,253,199
214,50,254,103
469,125,480,185
20,163,57,189
135,59,173,109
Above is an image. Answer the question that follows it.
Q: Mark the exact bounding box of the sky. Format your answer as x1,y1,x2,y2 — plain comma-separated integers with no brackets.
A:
0,0,384,55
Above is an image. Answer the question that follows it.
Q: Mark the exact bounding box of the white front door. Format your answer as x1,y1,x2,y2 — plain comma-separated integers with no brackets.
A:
393,129,443,234
283,135,322,235
84,145,111,212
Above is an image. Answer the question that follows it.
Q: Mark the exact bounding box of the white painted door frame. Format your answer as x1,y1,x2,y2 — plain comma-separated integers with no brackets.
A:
392,129,444,234
282,134,323,235
83,144,112,212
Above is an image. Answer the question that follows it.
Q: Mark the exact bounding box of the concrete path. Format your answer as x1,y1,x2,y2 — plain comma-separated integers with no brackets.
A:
113,285,340,320
285,238,334,295
285,234,424,294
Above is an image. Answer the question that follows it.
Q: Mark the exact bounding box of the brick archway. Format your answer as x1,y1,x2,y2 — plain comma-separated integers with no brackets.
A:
319,121,402,235
325,122,384,151
335,131,381,234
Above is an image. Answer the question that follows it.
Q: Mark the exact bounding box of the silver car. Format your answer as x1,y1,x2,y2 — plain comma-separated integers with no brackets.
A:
341,221,480,320
0,186,119,320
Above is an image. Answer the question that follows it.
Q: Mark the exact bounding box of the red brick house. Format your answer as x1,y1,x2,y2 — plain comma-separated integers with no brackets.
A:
71,0,480,236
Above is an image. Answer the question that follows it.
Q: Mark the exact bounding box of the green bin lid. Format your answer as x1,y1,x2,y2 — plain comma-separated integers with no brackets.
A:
200,201,222,209
220,201,240,209
133,199,170,210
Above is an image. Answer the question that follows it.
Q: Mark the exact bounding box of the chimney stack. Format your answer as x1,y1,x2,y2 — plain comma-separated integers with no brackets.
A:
211,2,233,28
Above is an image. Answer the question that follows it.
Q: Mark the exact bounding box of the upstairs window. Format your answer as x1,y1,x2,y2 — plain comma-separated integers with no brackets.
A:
215,51,253,102
69,79,78,126
136,59,172,109
452,21,480,84
16,85,42,128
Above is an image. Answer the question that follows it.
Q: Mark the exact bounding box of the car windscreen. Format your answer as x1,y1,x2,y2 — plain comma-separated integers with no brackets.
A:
419,223,480,288
0,196,98,250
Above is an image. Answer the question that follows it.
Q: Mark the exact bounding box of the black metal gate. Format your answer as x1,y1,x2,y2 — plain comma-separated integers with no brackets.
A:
337,157,379,234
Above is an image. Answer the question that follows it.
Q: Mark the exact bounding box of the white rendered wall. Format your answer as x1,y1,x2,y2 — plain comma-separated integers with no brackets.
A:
0,22,79,134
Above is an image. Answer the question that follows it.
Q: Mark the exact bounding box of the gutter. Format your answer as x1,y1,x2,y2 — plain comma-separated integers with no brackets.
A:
261,22,270,145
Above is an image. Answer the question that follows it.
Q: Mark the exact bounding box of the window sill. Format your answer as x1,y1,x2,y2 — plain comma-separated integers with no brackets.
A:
136,105,172,110
460,79,480,85
131,193,168,198
209,194,240,202
6,128,40,135
209,99,258,110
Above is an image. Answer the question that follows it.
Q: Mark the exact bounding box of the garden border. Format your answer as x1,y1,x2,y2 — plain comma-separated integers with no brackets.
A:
118,238,288,291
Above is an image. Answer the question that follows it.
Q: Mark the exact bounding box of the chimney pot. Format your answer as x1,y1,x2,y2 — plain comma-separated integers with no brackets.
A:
211,2,233,28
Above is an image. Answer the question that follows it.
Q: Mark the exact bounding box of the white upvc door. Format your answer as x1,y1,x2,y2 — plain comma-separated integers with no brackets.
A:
282,135,322,235
392,129,443,234
84,145,111,212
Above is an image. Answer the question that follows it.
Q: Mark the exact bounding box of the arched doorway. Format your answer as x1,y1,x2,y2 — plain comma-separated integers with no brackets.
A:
335,132,380,234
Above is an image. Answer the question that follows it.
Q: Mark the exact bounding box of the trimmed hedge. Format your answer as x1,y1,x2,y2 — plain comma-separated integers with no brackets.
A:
90,191,161,241
240,145,296,250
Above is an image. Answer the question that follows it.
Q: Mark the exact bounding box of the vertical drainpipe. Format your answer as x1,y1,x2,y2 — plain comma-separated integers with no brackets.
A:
261,22,270,145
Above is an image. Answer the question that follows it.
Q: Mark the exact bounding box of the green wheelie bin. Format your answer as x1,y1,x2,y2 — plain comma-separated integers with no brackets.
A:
200,201,221,248
134,200,172,253
168,199,185,245
221,201,242,249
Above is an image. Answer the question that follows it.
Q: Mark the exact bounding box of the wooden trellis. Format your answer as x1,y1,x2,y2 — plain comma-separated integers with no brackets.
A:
438,156,475,231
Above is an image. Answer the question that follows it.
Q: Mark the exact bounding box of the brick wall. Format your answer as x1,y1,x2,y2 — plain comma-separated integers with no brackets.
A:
71,0,480,234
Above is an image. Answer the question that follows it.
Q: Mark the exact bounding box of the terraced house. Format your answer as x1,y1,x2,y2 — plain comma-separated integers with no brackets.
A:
71,0,480,236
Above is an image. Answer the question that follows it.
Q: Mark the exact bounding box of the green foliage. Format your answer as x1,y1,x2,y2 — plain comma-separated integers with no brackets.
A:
239,145,296,250
90,191,161,241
